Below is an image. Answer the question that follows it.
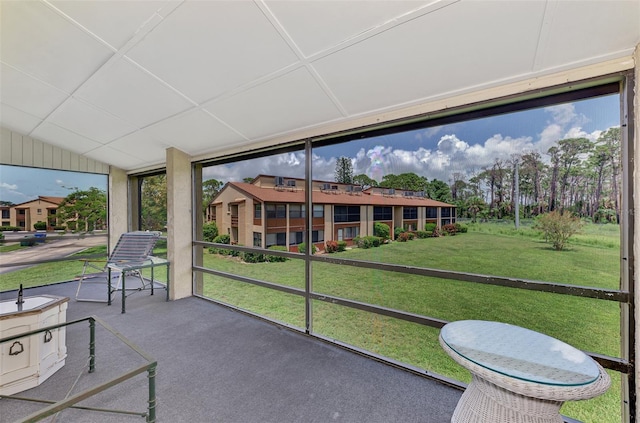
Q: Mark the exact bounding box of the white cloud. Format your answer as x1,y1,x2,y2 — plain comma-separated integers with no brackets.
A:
1,182,18,190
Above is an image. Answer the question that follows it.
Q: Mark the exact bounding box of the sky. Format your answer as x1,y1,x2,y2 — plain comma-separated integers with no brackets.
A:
0,94,620,204
202,93,620,185
0,166,107,205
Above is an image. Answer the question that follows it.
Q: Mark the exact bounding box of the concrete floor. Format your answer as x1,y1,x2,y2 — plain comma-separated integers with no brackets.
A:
1,280,461,423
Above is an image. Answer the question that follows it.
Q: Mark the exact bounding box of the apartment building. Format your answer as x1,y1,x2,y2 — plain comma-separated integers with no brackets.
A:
208,175,456,251
2,196,64,230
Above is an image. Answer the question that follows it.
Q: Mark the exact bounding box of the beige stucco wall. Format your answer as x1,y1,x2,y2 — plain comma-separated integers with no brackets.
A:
166,147,192,300
108,167,128,250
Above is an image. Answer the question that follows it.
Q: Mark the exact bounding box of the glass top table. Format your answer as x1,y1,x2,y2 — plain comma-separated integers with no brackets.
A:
439,320,610,423
440,320,599,386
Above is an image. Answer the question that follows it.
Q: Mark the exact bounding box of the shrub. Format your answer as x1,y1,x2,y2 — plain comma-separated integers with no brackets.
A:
241,251,266,263
442,224,457,235
298,242,317,254
203,222,219,242
534,210,583,251
415,230,430,239
337,241,347,252
355,236,382,249
33,221,47,230
397,232,410,242
424,223,437,235
373,222,390,240
325,240,338,253
266,245,289,262
394,227,404,238
53,225,67,231
208,234,231,255
0,226,20,232
454,223,468,233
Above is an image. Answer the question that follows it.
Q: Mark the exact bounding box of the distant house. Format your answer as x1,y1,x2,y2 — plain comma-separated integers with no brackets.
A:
4,196,65,230
207,175,456,251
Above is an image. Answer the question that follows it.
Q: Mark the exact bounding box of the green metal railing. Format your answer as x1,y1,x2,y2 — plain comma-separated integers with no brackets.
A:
0,316,157,423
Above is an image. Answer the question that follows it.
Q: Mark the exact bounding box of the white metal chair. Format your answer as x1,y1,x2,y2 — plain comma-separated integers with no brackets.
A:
75,231,161,302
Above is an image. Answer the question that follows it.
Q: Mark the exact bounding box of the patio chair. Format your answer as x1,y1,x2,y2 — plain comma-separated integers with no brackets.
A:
75,231,162,302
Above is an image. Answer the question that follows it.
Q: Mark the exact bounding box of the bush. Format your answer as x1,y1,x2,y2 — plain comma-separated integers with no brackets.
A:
534,210,583,251
394,227,404,238
337,241,347,252
53,225,67,231
373,222,390,240
424,223,437,235
442,224,457,235
203,222,219,242
0,226,20,232
354,236,382,249
208,234,231,255
397,232,410,242
415,230,430,239
33,221,47,230
325,240,338,253
454,223,468,233
298,242,317,254
266,245,289,262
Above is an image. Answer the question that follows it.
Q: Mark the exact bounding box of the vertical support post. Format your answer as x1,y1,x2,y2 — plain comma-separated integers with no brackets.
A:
107,267,112,306
151,265,155,296
89,319,96,373
305,139,313,334
147,363,157,423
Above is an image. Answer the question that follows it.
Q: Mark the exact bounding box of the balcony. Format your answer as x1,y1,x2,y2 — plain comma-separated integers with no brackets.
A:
0,281,462,422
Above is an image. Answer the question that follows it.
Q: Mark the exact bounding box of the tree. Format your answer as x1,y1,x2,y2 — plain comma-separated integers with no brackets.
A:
381,173,428,191
203,179,223,214
426,179,452,203
57,187,107,232
140,174,167,231
334,157,353,184
534,210,583,251
556,137,593,211
353,174,378,189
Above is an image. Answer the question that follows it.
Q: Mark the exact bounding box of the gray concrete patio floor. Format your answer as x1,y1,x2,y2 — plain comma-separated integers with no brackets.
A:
1,280,461,422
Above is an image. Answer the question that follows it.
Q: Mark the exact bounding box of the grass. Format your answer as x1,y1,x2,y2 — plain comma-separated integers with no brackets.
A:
201,223,623,423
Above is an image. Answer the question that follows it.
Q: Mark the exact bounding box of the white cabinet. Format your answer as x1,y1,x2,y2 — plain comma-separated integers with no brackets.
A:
0,295,68,396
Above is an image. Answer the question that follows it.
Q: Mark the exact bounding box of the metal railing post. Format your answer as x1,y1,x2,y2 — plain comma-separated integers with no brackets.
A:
147,363,157,422
89,318,96,373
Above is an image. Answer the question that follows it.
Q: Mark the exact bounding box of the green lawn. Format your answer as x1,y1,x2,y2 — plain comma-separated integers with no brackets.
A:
201,225,623,423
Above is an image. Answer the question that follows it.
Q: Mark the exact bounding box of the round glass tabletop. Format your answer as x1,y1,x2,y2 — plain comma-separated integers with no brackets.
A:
440,320,600,386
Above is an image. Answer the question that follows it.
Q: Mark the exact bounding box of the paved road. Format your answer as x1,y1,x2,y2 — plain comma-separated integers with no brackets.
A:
0,234,107,274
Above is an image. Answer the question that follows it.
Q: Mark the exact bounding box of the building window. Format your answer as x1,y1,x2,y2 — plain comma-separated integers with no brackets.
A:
253,232,262,247
266,204,286,219
18,209,25,215
373,206,392,220
37,208,42,215
290,231,304,245
426,207,437,218
254,204,261,219
334,206,360,222
312,230,324,243
289,204,305,219
313,204,324,218
441,207,451,218
1,210,8,219
403,207,418,219
266,232,286,247
338,226,359,240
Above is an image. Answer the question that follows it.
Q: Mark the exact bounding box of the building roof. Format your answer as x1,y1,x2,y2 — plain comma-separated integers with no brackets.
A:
11,196,66,207
225,182,453,208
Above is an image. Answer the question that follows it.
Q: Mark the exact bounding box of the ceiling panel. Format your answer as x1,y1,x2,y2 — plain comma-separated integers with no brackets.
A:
125,1,300,104
266,0,434,57
104,130,170,165
74,58,194,128
0,64,69,119
0,1,114,93
145,109,246,155
204,68,343,140
312,1,547,114
49,0,169,50
31,122,104,154
83,144,155,169
46,98,138,143
0,105,43,135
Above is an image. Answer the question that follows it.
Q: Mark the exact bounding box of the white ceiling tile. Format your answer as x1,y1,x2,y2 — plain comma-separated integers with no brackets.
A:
47,98,138,143
312,1,546,114
75,58,194,128
145,109,246,155
30,122,104,154
0,1,114,93
205,68,342,140
536,1,640,70
0,104,43,135
49,0,167,50
0,64,69,119
266,0,432,56
125,1,299,103
83,144,153,170
105,130,169,165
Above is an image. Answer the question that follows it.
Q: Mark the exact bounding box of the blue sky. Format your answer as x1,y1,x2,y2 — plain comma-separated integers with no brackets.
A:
0,94,620,204
202,94,620,184
0,166,107,205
